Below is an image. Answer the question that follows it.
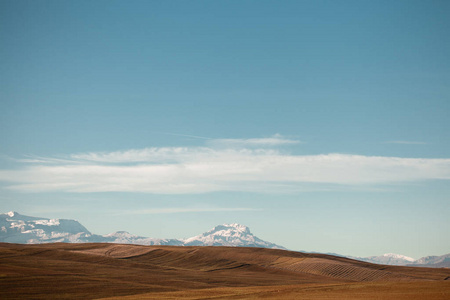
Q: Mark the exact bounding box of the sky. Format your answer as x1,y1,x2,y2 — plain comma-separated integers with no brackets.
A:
0,0,449,258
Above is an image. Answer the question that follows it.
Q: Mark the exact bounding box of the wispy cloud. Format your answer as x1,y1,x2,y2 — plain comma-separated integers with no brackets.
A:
16,155,84,164
208,134,300,148
69,147,210,163
0,135,449,194
116,207,262,215
155,132,212,140
383,141,427,145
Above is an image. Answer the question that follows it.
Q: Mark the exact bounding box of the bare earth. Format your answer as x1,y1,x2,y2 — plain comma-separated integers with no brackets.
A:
0,243,449,299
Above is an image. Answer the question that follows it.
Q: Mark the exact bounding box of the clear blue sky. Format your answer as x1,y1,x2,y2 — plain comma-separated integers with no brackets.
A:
0,0,449,258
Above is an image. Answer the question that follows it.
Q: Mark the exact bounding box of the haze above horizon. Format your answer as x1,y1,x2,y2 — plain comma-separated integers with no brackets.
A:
0,0,449,258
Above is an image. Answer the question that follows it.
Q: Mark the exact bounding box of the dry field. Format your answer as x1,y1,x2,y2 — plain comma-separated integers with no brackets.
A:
0,243,449,299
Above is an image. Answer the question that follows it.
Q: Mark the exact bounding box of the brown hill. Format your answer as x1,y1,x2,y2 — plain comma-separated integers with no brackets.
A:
0,243,449,299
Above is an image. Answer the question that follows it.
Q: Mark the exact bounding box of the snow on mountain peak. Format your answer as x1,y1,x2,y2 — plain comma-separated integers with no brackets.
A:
382,253,415,262
105,231,136,238
353,252,418,265
210,223,251,234
0,211,92,243
183,223,285,249
227,223,250,231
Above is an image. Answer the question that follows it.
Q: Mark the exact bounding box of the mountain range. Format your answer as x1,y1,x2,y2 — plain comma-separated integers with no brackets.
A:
0,211,284,249
1,211,448,267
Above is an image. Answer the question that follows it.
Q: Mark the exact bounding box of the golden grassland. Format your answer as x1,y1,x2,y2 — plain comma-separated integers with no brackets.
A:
1,243,449,299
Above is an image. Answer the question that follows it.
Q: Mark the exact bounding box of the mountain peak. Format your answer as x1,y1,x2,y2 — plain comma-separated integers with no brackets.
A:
382,253,415,261
353,252,417,265
184,223,285,249
105,231,135,237
6,211,19,217
210,223,251,234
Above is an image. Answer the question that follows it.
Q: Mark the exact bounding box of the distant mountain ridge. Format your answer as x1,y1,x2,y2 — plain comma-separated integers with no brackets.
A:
1,211,448,267
407,254,450,268
0,211,284,249
350,253,416,266
350,253,450,268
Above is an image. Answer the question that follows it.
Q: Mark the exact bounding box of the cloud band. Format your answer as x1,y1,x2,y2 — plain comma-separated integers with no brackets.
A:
1,142,449,194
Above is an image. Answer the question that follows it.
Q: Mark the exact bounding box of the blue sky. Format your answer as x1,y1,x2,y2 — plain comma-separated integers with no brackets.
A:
0,0,449,258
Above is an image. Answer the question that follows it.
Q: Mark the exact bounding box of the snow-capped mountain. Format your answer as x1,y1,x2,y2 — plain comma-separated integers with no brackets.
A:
0,211,96,243
409,254,450,268
102,231,183,246
183,223,285,249
352,253,416,266
340,253,450,268
0,211,282,249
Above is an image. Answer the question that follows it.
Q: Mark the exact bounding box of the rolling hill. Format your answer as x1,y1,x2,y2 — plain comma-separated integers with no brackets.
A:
0,243,449,299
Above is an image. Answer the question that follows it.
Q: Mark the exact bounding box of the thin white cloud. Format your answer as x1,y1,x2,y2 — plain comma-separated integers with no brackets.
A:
15,135,298,165
15,155,82,164
207,134,300,148
0,145,449,194
69,148,279,164
155,132,212,140
70,147,208,163
383,141,427,145
117,207,262,215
